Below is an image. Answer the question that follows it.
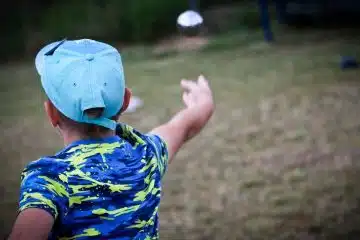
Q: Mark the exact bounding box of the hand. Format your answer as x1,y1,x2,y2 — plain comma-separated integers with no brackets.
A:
180,75,214,112
180,75,214,139
149,75,214,162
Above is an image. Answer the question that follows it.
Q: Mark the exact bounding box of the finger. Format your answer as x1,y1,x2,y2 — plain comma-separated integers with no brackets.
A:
198,75,210,88
198,75,207,84
181,79,198,91
181,79,197,86
180,79,189,92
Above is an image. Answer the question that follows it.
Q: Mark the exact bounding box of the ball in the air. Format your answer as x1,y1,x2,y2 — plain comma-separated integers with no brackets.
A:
177,10,204,37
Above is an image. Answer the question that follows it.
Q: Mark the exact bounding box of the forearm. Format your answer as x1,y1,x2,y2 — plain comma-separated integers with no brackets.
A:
167,108,197,141
150,103,213,161
150,107,196,150
168,104,212,141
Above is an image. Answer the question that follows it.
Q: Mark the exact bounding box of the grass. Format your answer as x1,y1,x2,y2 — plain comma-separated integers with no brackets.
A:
2,28,360,239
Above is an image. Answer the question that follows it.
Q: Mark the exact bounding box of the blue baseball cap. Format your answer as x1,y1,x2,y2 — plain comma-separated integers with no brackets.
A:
35,39,125,130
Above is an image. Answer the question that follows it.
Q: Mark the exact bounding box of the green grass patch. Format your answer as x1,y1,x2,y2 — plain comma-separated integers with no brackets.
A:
2,28,360,239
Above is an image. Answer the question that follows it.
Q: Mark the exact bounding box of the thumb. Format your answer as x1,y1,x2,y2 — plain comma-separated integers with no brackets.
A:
198,75,210,88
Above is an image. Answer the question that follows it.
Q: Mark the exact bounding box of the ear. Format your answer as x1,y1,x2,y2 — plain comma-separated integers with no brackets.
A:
44,100,60,127
120,88,132,114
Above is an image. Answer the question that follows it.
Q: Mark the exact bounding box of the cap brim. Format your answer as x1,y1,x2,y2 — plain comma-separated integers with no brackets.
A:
35,40,63,76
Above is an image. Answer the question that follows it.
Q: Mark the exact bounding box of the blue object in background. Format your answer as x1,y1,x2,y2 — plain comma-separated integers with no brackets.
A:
275,0,286,24
340,56,359,69
258,0,274,42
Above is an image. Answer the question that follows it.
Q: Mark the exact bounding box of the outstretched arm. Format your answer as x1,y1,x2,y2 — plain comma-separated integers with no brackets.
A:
150,75,214,163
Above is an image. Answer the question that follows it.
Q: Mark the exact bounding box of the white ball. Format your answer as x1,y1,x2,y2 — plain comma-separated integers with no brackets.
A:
177,10,203,27
177,10,204,36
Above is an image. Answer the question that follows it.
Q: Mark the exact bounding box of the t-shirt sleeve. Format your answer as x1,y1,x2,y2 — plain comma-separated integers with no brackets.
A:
19,159,69,220
116,123,169,177
144,133,169,178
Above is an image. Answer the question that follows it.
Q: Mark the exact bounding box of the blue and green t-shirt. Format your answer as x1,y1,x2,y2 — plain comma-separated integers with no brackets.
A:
19,124,169,240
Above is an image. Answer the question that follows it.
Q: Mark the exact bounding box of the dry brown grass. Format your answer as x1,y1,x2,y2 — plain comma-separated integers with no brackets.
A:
1,29,360,239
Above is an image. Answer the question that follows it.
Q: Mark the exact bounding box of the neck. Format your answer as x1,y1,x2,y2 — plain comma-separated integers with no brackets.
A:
61,130,116,146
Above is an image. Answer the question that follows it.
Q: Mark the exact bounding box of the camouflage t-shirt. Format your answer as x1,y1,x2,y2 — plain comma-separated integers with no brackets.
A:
19,124,168,239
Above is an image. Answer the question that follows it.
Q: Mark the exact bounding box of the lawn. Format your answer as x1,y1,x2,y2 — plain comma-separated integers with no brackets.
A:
1,28,360,239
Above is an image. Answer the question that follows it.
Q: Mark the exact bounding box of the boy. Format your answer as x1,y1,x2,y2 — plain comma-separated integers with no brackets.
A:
8,39,214,240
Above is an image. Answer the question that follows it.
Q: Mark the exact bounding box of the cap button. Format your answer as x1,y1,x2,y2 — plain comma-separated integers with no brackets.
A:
85,54,94,61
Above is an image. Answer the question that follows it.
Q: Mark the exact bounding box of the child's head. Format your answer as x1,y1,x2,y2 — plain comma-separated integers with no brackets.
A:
35,39,131,140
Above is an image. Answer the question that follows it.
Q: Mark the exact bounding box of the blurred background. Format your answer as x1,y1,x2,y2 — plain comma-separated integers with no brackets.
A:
2,0,360,239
